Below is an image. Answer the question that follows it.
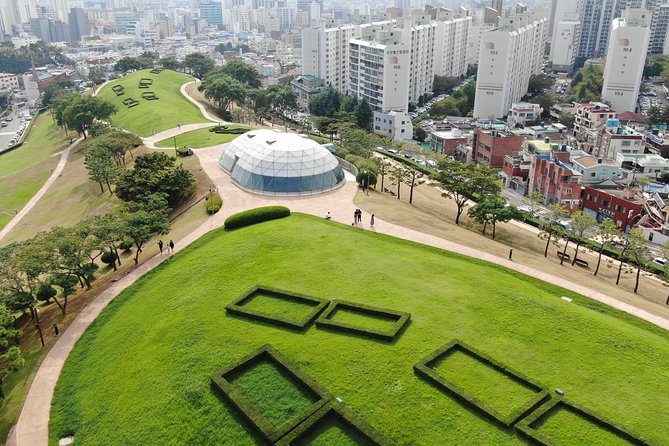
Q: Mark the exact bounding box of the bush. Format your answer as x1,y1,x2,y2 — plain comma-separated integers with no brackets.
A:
356,170,378,188
205,191,222,214
119,240,133,251
224,206,290,230
176,146,193,156
101,251,118,265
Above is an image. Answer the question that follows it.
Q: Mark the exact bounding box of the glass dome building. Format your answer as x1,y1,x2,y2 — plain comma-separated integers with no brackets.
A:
219,130,345,196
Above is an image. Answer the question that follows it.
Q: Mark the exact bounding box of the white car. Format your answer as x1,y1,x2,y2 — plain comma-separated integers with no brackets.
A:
653,257,667,266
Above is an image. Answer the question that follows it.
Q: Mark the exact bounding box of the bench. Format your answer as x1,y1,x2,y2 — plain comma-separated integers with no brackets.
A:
383,187,397,197
557,251,570,261
574,258,589,268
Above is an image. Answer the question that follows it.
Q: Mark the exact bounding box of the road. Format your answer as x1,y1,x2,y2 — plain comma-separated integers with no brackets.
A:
0,108,29,150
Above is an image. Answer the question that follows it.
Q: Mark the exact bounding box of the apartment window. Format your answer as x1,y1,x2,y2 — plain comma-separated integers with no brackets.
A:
615,205,626,213
587,194,595,201
590,172,596,177
622,140,631,146
602,199,610,207
565,188,572,194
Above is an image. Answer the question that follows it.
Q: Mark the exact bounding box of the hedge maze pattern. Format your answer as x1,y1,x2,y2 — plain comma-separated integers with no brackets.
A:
315,299,411,341
275,399,396,446
516,398,659,446
414,340,549,427
212,344,395,445
211,344,333,443
225,285,329,330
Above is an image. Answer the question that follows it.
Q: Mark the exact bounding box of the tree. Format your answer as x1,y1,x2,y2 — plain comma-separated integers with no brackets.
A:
266,85,298,119
522,191,544,218
658,242,669,304
340,95,358,113
88,66,106,85
404,168,425,205
625,228,651,293
433,75,460,94
339,126,378,158
539,204,567,258
61,95,117,138
46,226,101,294
115,152,195,207
558,111,575,128
308,87,342,116
159,57,180,71
214,60,261,89
594,219,620,276
355,98,373,131
646,106,665,126
378,160,391,192
84,146,118,194
435,159,501,224
468,196,517,239
569,211,597,266
183,53,215,79
89,131,141,166
122,194,171,264
527,73,553,95
199,74,247,113
389,165,409,200
0,304,23,399
42,80,75,107
414,128,428,142
530,94,557,118
114,56,146,72
89,213,126,269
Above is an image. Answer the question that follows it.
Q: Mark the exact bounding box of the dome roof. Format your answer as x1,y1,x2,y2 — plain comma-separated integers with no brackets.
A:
219,129,345,195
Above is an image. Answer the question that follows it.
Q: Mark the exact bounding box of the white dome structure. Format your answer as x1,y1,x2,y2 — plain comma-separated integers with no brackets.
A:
219,129,345,196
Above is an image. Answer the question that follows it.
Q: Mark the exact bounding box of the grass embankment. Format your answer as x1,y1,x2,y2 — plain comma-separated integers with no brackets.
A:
97,69,209,137
0,113,73,230
49,214,669,445
155,125,255,149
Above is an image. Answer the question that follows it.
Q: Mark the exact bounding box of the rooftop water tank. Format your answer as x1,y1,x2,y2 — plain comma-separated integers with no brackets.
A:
607,118,620,127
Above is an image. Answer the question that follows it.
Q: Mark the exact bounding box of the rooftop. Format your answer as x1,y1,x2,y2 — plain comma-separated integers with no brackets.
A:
572,156,619,168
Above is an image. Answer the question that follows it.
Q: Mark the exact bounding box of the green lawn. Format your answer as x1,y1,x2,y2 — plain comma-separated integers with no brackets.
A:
299,414,373,446
534,406,633,446
154,125,255,148
326,306,401,332
50,214,669,445
97,70,209,137
243,292,320,321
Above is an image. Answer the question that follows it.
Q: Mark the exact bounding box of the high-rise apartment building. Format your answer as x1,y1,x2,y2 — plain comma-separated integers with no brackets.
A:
576,0,624,64
601,9,651,112
491,0,504,15
549,0,581,71
474,12,548,119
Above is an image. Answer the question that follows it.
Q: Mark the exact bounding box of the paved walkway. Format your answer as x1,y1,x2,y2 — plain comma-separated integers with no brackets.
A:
142,123,218,149
0,138,81,243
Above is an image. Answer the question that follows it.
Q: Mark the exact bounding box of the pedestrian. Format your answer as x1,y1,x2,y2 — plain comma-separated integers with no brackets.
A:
353,209,358,225
53,324,59,336
158,239,164,254
508,248,513,260
168,239,175,253
357,209,362,224
324,211,331,220
370,214,375,228
178,122,181,129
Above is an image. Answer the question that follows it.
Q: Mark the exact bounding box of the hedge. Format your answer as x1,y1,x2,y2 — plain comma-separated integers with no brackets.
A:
224,206,290,230
275,399,397,446
100,251,118,265
118,240,133,250
205,191,222,214
413,339,549,427
211,344,333,443
176,146,192,156
315,299,411,341
225,285,329,330
515,398,659,446
374,148,436,175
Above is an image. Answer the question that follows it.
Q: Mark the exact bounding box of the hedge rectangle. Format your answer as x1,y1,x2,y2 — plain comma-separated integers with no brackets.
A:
413,340,549,426
211,344,333,443
315,299,411,341
516,398,658,446
275,399,396,446
226,285,329,330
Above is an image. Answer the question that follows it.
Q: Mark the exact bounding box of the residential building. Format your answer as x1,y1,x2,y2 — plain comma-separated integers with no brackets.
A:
433,10,472,78
507,102,543,128
550,102,577,121
573,102,618,146
601,9,652,113
501,152,532,195
472,128,525,168
582,183,643,230
429,128,468,155
290,75,325,111
372,110,413,141
550,15,581,72
529,149,582,209
618,153,669,179
571,155,623,184
576,0,625,65
0,73,19,91
594,119,645,159
473,12,548,119
301,24,359,93
491,0,504,15
466,7,498,68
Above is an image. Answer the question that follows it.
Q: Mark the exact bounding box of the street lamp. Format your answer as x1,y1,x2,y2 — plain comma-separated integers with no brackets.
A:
34,307,44,347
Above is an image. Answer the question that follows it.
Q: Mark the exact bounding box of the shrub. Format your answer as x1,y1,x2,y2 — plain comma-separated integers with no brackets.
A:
176,145,192,156
224,206,290,230
36,284,57,302
101,251,118,265
119,240,133,251
205,191,222,214
356,170,378,187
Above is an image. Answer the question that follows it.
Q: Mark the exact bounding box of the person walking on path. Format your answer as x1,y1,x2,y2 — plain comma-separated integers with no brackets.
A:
370,214,375,229
357,209,362,224
353,209,358,226
158,240,164,254
168,240,175,254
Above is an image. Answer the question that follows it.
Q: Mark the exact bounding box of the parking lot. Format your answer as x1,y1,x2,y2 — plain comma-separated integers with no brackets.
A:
409,76,475,121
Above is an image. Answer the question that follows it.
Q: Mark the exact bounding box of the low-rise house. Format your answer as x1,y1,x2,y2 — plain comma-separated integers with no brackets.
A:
507,102,543,128
472,128,525,168
373,110,413,142
594,119,644,159
529,148,582,209
582,182,643,232
571,155,622,185
429,128,469,155
290,75,325,111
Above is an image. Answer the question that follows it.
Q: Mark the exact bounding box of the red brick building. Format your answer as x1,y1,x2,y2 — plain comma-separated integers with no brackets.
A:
582,184,643,232
473,129,525,168
529,150,582,209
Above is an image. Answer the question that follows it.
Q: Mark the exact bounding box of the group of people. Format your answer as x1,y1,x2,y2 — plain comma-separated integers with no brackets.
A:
323,209,375,229
158,239,175,255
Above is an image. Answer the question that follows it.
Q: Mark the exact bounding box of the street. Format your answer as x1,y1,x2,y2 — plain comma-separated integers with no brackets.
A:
0,107,29,151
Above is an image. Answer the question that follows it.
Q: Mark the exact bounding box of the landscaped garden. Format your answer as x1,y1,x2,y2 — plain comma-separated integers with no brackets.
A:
97,69,209,137
49,213,669,445
155,124,255,148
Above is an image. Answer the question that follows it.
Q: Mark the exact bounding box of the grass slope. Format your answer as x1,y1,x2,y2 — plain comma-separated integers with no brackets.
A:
0,113,72,230
97,70,208,137
534,406,633,446
154,125,254,148
50,214,669,445
243,292,320,321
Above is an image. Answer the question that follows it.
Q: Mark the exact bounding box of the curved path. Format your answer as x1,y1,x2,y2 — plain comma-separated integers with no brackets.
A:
180,80,224,123
0,138,81,243
142,122,218,149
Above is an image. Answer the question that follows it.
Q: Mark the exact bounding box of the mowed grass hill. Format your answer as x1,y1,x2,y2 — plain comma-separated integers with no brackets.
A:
97,69,209,137
50,214,669,445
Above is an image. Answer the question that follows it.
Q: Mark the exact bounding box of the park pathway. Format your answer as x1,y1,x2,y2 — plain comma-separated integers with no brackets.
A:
0,138,81,243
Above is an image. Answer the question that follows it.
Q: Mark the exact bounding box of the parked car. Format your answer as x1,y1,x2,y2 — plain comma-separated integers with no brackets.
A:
653,257,667,266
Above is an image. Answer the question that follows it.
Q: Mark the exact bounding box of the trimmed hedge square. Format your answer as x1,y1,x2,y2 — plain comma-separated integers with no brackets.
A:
516,398,658,446
314,299,410,341
413,340,549,427
211,344,333,443
275,400,396,446
226,285,329,330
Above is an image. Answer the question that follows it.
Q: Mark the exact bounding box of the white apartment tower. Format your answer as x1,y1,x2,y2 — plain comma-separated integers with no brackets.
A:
549,0,581,71
302,24,360,94
601,9,651,112
474,13,548,119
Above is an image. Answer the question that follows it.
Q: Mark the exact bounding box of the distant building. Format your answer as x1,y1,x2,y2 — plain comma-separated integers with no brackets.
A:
529,149,582,209
0,73,19,91
507,102,543,128
68,7,89,42
373,110,413,142
594,119,644,159
573,102,618,147
429,128,468,155
571,155,622,185
290,75,325,111
501,152,532,195
582,183,643,231
199,0,223,30
472,128,525,168
550,15,580,72
601,9,651,113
